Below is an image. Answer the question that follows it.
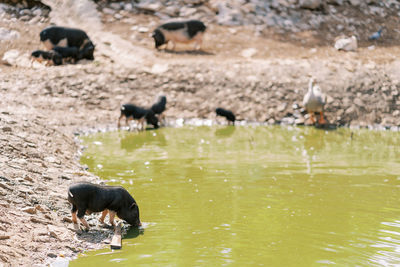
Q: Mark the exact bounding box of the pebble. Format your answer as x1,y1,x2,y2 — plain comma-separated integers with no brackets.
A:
0,182,12,191
0,235,10,240
2,126,12,132
22,207,36,214
0,27,20,41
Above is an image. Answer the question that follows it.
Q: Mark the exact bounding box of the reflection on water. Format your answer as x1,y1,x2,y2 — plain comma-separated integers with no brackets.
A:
119,130,167,152
214,126,236,138
73,126,400,266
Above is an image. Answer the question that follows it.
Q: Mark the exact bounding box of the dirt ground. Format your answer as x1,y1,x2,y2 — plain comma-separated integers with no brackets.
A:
0,5,400,266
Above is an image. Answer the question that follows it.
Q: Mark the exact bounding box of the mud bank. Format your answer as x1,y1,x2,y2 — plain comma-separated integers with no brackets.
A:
0,53,399,265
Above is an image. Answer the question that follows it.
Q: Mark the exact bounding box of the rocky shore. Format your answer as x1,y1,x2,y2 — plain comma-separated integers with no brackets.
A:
0,0,399,266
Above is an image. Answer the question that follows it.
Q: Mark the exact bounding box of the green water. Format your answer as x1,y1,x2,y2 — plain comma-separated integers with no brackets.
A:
72,126,400,266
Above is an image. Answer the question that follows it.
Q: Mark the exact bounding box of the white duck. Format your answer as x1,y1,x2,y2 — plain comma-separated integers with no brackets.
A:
303,78,326,125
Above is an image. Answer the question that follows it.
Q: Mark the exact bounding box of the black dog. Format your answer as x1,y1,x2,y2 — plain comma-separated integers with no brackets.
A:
150,95,167,123
216,108,236,125
31,50,62,66
77,40,95,60
152,20,206,50
52,46,79,63
68,182,141,231
118,104,159,130
40,26,95,60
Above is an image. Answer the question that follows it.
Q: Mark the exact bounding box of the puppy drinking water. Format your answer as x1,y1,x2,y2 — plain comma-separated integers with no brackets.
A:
216,107,236,125
118,104,159,130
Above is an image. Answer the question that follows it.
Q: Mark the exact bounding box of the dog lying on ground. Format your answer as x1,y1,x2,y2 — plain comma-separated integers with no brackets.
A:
31,50,63,66
52,46,79,63
40,26,95,60
118,104,159,130
216,107,236,125
152,20,206,50
150,95,167,123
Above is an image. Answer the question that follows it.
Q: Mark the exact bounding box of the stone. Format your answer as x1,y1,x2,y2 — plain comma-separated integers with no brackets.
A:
0,235,10,240
124,3,133,11
137,2,161,13
114,13,122,20
349,0,362,6
19,15,30,21
0,28,20,41
0,182,12,191
35,205,48,213
277,103,287,112
110,3,121,10
164,6,179,16
241,48,257,58
48,226,59,239
45,156,60,164
150,64,169,74
334,36,358,51
24,175,34,182
354,98,364,107
2,126,12,132
102,8,115,15
19,9,31,16
47,253,57,258
22,207,36,214
32,8,42,17
138,27,149,33
62,217,72,223
2,49,19,66
299,0,321,9
327,0,343,4
295,117,305,125
345,105,357,115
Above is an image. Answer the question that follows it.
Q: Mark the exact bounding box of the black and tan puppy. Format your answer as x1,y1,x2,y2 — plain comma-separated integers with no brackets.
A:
216,107,236,125
150,95,167,123
52,46,79,63
118,104,159,130
68,182,141,231
152,20,206,50
31,50,62,66
77,40,95,60
40,26,95,60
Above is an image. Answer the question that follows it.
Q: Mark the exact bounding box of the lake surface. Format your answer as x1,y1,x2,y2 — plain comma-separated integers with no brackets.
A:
72,126,400,266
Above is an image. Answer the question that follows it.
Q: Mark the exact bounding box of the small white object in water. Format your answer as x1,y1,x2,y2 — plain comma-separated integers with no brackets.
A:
93,141,102,145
